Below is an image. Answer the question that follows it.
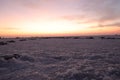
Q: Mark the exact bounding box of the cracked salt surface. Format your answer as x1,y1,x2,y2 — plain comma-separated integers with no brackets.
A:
0,38,120,80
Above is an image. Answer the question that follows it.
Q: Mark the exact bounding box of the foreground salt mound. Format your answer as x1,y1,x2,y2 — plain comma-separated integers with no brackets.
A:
0,54,33,71
0,41,7,45
0,54,20,60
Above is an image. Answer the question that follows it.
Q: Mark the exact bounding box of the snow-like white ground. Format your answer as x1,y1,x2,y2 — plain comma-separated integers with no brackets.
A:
0,38,120,80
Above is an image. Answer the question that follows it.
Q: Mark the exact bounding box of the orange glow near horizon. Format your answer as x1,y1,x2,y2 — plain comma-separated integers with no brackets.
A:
0,19,91,37
19,20,79,33
0,18,120,37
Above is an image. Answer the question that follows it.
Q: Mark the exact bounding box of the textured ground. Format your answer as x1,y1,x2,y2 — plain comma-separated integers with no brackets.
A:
0,37,120,80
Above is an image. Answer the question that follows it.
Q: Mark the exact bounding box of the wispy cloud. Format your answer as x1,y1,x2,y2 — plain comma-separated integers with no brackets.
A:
97,22,120,27
0,27,19,30
18,0,42,9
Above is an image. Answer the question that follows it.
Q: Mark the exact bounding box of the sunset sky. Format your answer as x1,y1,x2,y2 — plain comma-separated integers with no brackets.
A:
0,0,120,37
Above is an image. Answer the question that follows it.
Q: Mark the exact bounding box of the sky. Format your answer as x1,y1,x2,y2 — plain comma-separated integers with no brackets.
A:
0,0,120,37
